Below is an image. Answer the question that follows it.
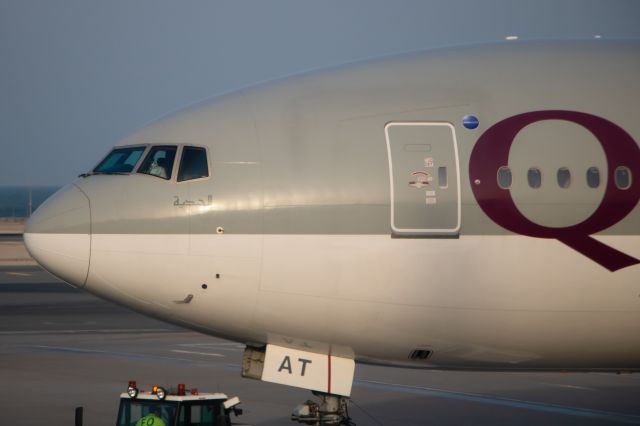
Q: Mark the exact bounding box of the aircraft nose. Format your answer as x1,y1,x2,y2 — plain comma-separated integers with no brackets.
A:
23,184,91,288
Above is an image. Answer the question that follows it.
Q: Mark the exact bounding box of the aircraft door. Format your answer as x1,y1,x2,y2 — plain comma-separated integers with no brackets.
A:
385,122,461,236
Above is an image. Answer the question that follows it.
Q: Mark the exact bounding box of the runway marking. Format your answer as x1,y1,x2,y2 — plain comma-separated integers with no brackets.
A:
178,342,243,347
0,328,178,335
28,345,205,365
5,271,32,277
535,382,595,391
356,380,640,424
177,343,243,351
171,349,224,357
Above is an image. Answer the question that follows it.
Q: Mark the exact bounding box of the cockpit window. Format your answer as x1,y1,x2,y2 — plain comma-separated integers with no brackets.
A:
137,146,177,180
178,146,209,182
94,146,145,174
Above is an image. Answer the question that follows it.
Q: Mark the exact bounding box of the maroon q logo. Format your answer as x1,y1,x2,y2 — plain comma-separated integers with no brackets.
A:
469,110,640,272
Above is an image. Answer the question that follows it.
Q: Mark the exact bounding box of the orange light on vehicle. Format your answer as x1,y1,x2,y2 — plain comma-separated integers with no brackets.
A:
152,385,159,394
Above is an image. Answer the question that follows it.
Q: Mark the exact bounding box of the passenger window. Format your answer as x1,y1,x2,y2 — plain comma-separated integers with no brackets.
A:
586,167,600,188
615,166,631,190
94,146,145,174
178,146,209,182
557,168,571,189
137,146,177,180
497,166,512,189
438,166,448,188
527,167,542,189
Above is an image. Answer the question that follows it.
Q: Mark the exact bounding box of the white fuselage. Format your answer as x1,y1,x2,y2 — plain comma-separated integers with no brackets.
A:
24,41,640,373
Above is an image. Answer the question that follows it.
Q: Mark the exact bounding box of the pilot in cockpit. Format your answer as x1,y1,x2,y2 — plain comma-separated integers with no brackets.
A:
148,156,168,179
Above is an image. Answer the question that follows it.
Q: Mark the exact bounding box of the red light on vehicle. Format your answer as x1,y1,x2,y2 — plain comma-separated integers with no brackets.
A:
128,380,137,388
191,388,198,395
178,384,186,396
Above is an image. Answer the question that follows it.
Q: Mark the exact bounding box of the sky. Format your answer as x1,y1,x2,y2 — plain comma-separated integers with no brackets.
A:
1,0,639,186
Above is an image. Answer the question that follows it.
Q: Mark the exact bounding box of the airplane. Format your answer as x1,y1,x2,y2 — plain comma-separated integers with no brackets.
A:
24,40,640,424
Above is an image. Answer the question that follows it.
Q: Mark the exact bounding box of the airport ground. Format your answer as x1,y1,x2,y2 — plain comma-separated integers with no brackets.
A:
1,237,640,425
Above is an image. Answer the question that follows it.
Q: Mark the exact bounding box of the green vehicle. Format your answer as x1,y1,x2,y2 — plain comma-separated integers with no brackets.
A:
113,381,244,426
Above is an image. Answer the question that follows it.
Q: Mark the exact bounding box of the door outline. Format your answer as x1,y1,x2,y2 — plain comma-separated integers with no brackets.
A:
385,121,462,235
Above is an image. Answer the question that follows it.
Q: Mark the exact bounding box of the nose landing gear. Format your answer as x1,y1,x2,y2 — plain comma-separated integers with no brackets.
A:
291,392,355,425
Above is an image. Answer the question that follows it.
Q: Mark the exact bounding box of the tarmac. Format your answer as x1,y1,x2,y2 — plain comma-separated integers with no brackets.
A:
1,245,640,425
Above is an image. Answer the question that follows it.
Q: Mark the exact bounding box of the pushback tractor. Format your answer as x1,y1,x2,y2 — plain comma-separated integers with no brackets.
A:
74,381,244,426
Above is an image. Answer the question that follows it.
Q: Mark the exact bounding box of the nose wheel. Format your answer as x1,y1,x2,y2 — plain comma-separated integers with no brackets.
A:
291,391,355,426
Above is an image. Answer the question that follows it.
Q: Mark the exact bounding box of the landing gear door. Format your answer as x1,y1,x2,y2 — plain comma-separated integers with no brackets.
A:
385,122,461,236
